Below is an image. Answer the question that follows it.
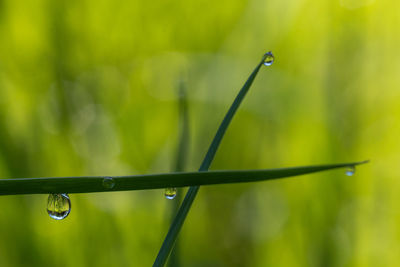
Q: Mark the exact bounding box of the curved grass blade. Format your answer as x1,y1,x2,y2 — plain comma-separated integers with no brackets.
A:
0,161,368,196
154,52,275,267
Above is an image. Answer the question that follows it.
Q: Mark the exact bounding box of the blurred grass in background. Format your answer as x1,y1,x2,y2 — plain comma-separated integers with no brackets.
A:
0,0,398,266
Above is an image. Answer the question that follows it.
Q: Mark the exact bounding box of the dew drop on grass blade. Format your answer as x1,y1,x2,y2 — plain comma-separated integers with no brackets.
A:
47,193,71,220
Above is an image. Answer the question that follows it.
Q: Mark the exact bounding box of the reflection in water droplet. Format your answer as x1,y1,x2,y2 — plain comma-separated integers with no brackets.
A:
47,193,71,220
102,177,116,189
345,166,356,176
263,51,275,66
165,187,177,200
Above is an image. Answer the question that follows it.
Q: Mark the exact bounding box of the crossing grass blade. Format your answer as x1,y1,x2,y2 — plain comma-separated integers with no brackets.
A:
0,161,368,196
154,52,274,266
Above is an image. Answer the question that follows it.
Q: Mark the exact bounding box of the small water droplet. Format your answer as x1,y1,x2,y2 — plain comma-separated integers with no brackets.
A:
47,193,71,220
165,187,177,200
263,51,274,66
345,166,355,176
102,177,116,189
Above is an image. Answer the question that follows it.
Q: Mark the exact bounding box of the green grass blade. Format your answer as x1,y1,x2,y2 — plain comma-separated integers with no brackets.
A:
198,54,270,171
153,52,275,267
0,161,368,196
168,80,190,267
174,80,190,173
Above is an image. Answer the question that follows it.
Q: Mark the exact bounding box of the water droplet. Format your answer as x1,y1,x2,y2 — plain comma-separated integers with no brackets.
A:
263,51,274,66
47,193,71,220
345,166,355,176
165,187,177,200
102,177,116,189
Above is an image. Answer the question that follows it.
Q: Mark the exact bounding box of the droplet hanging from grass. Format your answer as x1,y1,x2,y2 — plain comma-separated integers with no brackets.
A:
47,193,71,220
345,166,355,176
102,177,116,189
263,51,274,66
165,188,177,200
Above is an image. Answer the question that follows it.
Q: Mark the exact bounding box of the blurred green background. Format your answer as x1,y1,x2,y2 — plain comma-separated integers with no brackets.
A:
0,0,399,266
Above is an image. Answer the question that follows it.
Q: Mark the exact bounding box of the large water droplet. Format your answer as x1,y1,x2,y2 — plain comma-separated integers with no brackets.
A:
102,177,116,189
345,166,356,176
165,187,177,200
47,193,71,220
263,52,274,66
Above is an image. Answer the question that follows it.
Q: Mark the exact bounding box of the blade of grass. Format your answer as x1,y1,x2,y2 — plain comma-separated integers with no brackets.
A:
168,79,190,267
0,161,368,196
153,52,275,267
174,79,190,175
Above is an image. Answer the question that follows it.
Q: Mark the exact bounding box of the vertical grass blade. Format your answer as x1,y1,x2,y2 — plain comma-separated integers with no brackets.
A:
167,80,190,267
153,53,271,267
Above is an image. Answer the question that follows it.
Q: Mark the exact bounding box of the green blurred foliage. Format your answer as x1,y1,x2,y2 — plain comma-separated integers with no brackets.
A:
0,0,398,266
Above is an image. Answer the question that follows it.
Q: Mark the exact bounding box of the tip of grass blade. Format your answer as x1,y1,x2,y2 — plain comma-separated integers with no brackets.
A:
344,160,369,177
347,160,370,166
